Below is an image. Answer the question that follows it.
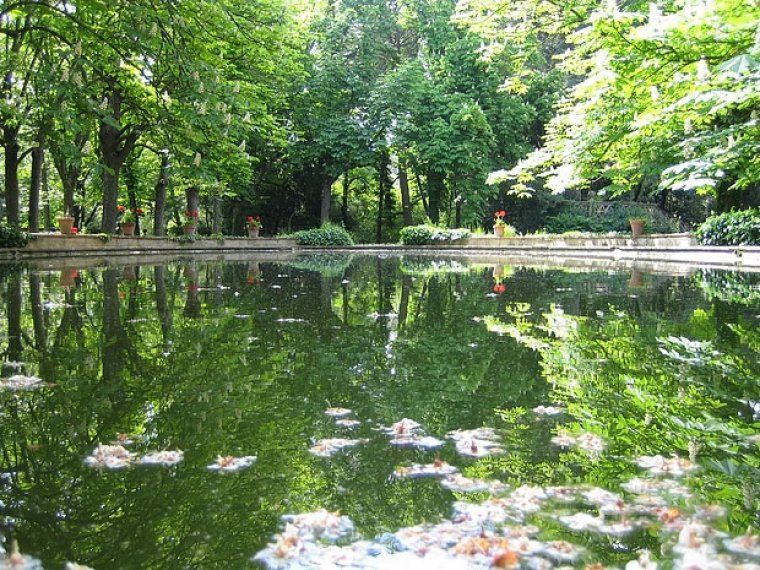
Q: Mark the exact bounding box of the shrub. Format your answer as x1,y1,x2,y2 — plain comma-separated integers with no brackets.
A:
0,225,29,249
399,225,471,245
695,209,760,246
399,225,434,245
293,224,354,246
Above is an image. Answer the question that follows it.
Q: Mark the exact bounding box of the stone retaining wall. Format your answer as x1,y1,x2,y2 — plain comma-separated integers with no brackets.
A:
0,233,297,261
2,232,759,270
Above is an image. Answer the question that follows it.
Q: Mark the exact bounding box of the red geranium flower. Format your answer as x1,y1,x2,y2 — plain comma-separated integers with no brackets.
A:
136,208,144,215
246,216,254,222
493,283,506,294
117,205,126,213
71,227,78,234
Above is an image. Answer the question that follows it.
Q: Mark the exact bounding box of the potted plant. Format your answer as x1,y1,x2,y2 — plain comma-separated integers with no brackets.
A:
629,217,646,238
118,205,142,236
184,210,199,234
58,211,75,235
246,215,262,238
493,210,508,238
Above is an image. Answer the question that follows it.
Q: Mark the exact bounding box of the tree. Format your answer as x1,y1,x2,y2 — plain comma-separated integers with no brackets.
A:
479,0,759,211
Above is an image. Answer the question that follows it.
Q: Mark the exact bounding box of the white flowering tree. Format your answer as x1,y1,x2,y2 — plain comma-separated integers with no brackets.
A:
461,0,759,209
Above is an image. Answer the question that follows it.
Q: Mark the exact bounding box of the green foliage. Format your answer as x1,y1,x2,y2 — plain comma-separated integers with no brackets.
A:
171,233,198,245
399,225,435,245
399,225,472,245
293,224,355,247
695,209,760,246
0,226,30,249
543,204,677,234
476,0,759,210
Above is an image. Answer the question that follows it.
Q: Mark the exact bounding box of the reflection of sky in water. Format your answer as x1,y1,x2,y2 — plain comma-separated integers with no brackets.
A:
0,256,757,568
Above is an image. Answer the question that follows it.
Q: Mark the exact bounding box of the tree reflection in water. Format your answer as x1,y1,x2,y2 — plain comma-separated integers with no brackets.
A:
0,256,756,568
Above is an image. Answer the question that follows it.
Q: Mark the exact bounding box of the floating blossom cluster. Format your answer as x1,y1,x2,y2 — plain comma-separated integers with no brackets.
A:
206,455,257,473
84,444,183,470
309,438,365,458
393,458,458,479
551,431,606,458
254,474,759,569
139,450,184,467
448,427,503,458
325,407,353,418
376,417,444,449
0,375,46,392
325,408,362,429
440,474,508,494
84,444,134,470
255,418,760,569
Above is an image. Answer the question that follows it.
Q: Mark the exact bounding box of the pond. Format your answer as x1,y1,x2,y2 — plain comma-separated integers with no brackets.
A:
0,254,758,569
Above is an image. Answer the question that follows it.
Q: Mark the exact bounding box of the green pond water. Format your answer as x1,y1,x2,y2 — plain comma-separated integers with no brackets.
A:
0,255,758,569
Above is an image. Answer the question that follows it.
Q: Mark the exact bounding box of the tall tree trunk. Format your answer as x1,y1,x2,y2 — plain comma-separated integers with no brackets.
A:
51,133,86,216
125,157,140,235
320,177,332,226
3,127,20,226
377,151,392,243
28,146,43,231
212,197,222,234
42,159,51,230
99,89,138,233
415,171,429,216
427,171,445,225
342,171,350,226
376,167,385,243
186,186,199,215
153,151,170,236
399,167,413,226
100,156,121,233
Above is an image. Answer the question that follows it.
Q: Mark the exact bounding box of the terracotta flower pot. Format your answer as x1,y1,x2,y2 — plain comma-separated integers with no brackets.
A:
629,219,645,238
184,224,197,235
58,216,75,235
121,222,136,236
493,224,505,238
247,226,260,238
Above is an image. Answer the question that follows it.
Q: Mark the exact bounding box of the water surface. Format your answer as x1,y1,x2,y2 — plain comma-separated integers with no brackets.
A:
0,255,757,568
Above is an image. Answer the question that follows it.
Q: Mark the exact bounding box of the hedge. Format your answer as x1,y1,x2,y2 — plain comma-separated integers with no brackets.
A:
695,209,760,246
399,225,472,245
293,224,355,246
